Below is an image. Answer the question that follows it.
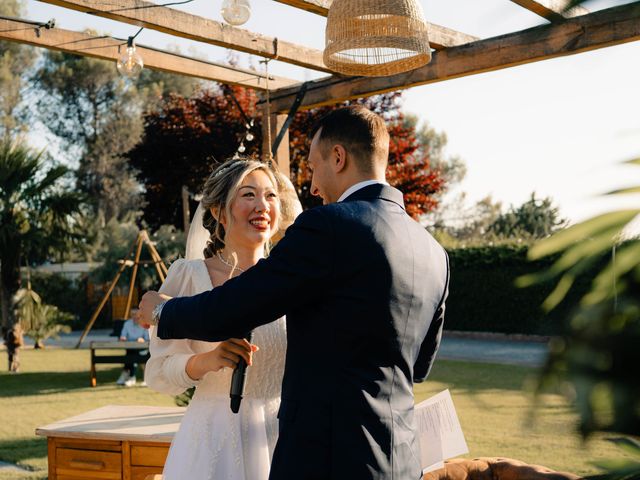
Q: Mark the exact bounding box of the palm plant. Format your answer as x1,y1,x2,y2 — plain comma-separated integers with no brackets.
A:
0,140,84,371
16,285,72,349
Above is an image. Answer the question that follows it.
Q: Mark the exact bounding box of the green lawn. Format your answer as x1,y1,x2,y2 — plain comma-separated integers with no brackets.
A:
0,348,175,480
0,348,630,479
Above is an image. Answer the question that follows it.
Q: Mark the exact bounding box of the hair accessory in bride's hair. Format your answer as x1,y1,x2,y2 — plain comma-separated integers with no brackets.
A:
213,159,249,180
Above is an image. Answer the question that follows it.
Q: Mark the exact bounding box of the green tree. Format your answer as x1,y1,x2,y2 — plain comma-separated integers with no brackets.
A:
489,192,567,240
0,140,83,371
432,193,566,247
33,48,200,223
406,114,466,190
0,0,39,140
436,195,504,245
89,219,185,291
34,50,143,222
136,67,202,111
407,115,469,229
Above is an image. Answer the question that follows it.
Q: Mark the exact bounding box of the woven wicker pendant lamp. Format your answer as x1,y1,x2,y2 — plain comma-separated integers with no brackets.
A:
324,0,432,77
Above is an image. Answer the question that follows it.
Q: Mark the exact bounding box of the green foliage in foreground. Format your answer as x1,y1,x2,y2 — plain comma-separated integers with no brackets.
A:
518,155,640,479
0,348,634,479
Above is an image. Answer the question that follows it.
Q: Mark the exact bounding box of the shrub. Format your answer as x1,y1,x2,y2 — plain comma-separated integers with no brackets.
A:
445,245,602,335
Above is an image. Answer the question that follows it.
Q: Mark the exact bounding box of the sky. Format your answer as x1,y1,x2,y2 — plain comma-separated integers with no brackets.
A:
22,0,640,223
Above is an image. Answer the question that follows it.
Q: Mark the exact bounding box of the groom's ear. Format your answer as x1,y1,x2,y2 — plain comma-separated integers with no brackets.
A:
332,144,348,173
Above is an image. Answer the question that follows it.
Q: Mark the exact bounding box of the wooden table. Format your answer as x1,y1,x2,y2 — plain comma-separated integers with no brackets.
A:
36,405,184,480
90,341,150,387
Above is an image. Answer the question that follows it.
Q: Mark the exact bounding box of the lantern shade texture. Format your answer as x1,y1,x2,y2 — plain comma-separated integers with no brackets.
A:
324,0,432,77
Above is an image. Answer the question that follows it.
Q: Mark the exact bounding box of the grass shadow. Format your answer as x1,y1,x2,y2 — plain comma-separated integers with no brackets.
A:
0,367,122,398
0,437,46,467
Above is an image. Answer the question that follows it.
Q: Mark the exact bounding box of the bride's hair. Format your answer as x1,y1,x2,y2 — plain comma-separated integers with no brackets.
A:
201,157,280,259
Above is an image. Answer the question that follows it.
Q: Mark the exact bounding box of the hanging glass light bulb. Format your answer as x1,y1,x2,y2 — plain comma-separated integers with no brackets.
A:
244,121,254,142
221,0,251,26
117,37,143,78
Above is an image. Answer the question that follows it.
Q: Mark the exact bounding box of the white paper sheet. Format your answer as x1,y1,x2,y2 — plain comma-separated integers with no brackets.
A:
415,389,469,474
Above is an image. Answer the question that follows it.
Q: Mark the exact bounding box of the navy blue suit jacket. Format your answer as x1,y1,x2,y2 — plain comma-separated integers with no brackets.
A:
158,184,449,480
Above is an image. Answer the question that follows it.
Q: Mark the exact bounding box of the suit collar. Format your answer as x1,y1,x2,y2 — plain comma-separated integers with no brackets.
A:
337,180,387,202
342,183,406,210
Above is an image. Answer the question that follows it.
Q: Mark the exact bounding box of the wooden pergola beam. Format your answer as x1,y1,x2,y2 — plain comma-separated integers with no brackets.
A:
509,0,589,23
267,1,640,112
274,0,329,16
424,23,480,50
0,17,298,90
37,0,332,72
272,0,479,49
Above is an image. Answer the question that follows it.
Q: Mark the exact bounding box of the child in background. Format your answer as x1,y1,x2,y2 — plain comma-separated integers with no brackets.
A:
117,308,149,386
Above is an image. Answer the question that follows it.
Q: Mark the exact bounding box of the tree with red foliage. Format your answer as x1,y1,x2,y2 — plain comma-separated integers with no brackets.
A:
130,87,448,228
386,114,445,219
289,93,446,219
128,85,261,229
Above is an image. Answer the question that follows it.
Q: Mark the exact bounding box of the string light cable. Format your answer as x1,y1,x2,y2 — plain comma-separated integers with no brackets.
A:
0,15,55,37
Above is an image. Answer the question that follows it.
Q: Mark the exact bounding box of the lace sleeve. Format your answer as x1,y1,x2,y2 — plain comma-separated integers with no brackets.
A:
145,259,200,395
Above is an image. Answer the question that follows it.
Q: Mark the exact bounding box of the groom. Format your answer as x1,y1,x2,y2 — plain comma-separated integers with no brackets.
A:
139,106,449,480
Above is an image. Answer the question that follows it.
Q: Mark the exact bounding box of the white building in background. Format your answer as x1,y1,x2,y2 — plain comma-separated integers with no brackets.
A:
27,262,102,281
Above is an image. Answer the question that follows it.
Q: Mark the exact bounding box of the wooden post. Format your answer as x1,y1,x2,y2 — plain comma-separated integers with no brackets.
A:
143,231,168,277
90,347,97,387
122,440,132,480
261,107,290,176
123,232,145,321
143,232,168,282
75,230,169,348
47,438,56,480
149,254,167,283
181,186,190,233
75,260,129,348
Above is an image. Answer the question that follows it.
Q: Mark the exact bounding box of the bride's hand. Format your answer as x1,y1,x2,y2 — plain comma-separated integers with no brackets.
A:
186,339,259,380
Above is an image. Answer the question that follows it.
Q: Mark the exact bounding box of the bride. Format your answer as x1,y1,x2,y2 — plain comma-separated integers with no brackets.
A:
145,158,301,480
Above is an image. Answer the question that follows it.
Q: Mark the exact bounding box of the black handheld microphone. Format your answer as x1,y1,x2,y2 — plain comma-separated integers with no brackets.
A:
230,331,253,414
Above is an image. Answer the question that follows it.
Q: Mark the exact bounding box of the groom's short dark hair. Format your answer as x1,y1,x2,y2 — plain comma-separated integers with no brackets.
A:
311,106,389,174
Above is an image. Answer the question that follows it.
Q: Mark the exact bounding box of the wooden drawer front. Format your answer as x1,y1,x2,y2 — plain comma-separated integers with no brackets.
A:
131,466,164,480
56,439,121,452
56,448,122,479
56,469,121,480
131,445,169,467
58,475,121,480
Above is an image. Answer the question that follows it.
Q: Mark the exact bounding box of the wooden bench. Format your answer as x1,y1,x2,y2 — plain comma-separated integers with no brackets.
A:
89,341,150,387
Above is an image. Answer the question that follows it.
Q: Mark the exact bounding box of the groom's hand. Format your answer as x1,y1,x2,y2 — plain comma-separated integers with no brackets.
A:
137,291,172,328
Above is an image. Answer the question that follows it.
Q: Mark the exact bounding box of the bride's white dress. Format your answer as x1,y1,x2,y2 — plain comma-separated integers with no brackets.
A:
145,258,286,480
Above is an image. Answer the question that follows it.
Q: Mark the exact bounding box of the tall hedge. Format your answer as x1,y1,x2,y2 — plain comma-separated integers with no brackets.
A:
445,245,601,335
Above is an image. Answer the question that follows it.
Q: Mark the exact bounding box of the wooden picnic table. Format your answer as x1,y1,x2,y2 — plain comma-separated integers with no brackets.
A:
89,341,150,387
